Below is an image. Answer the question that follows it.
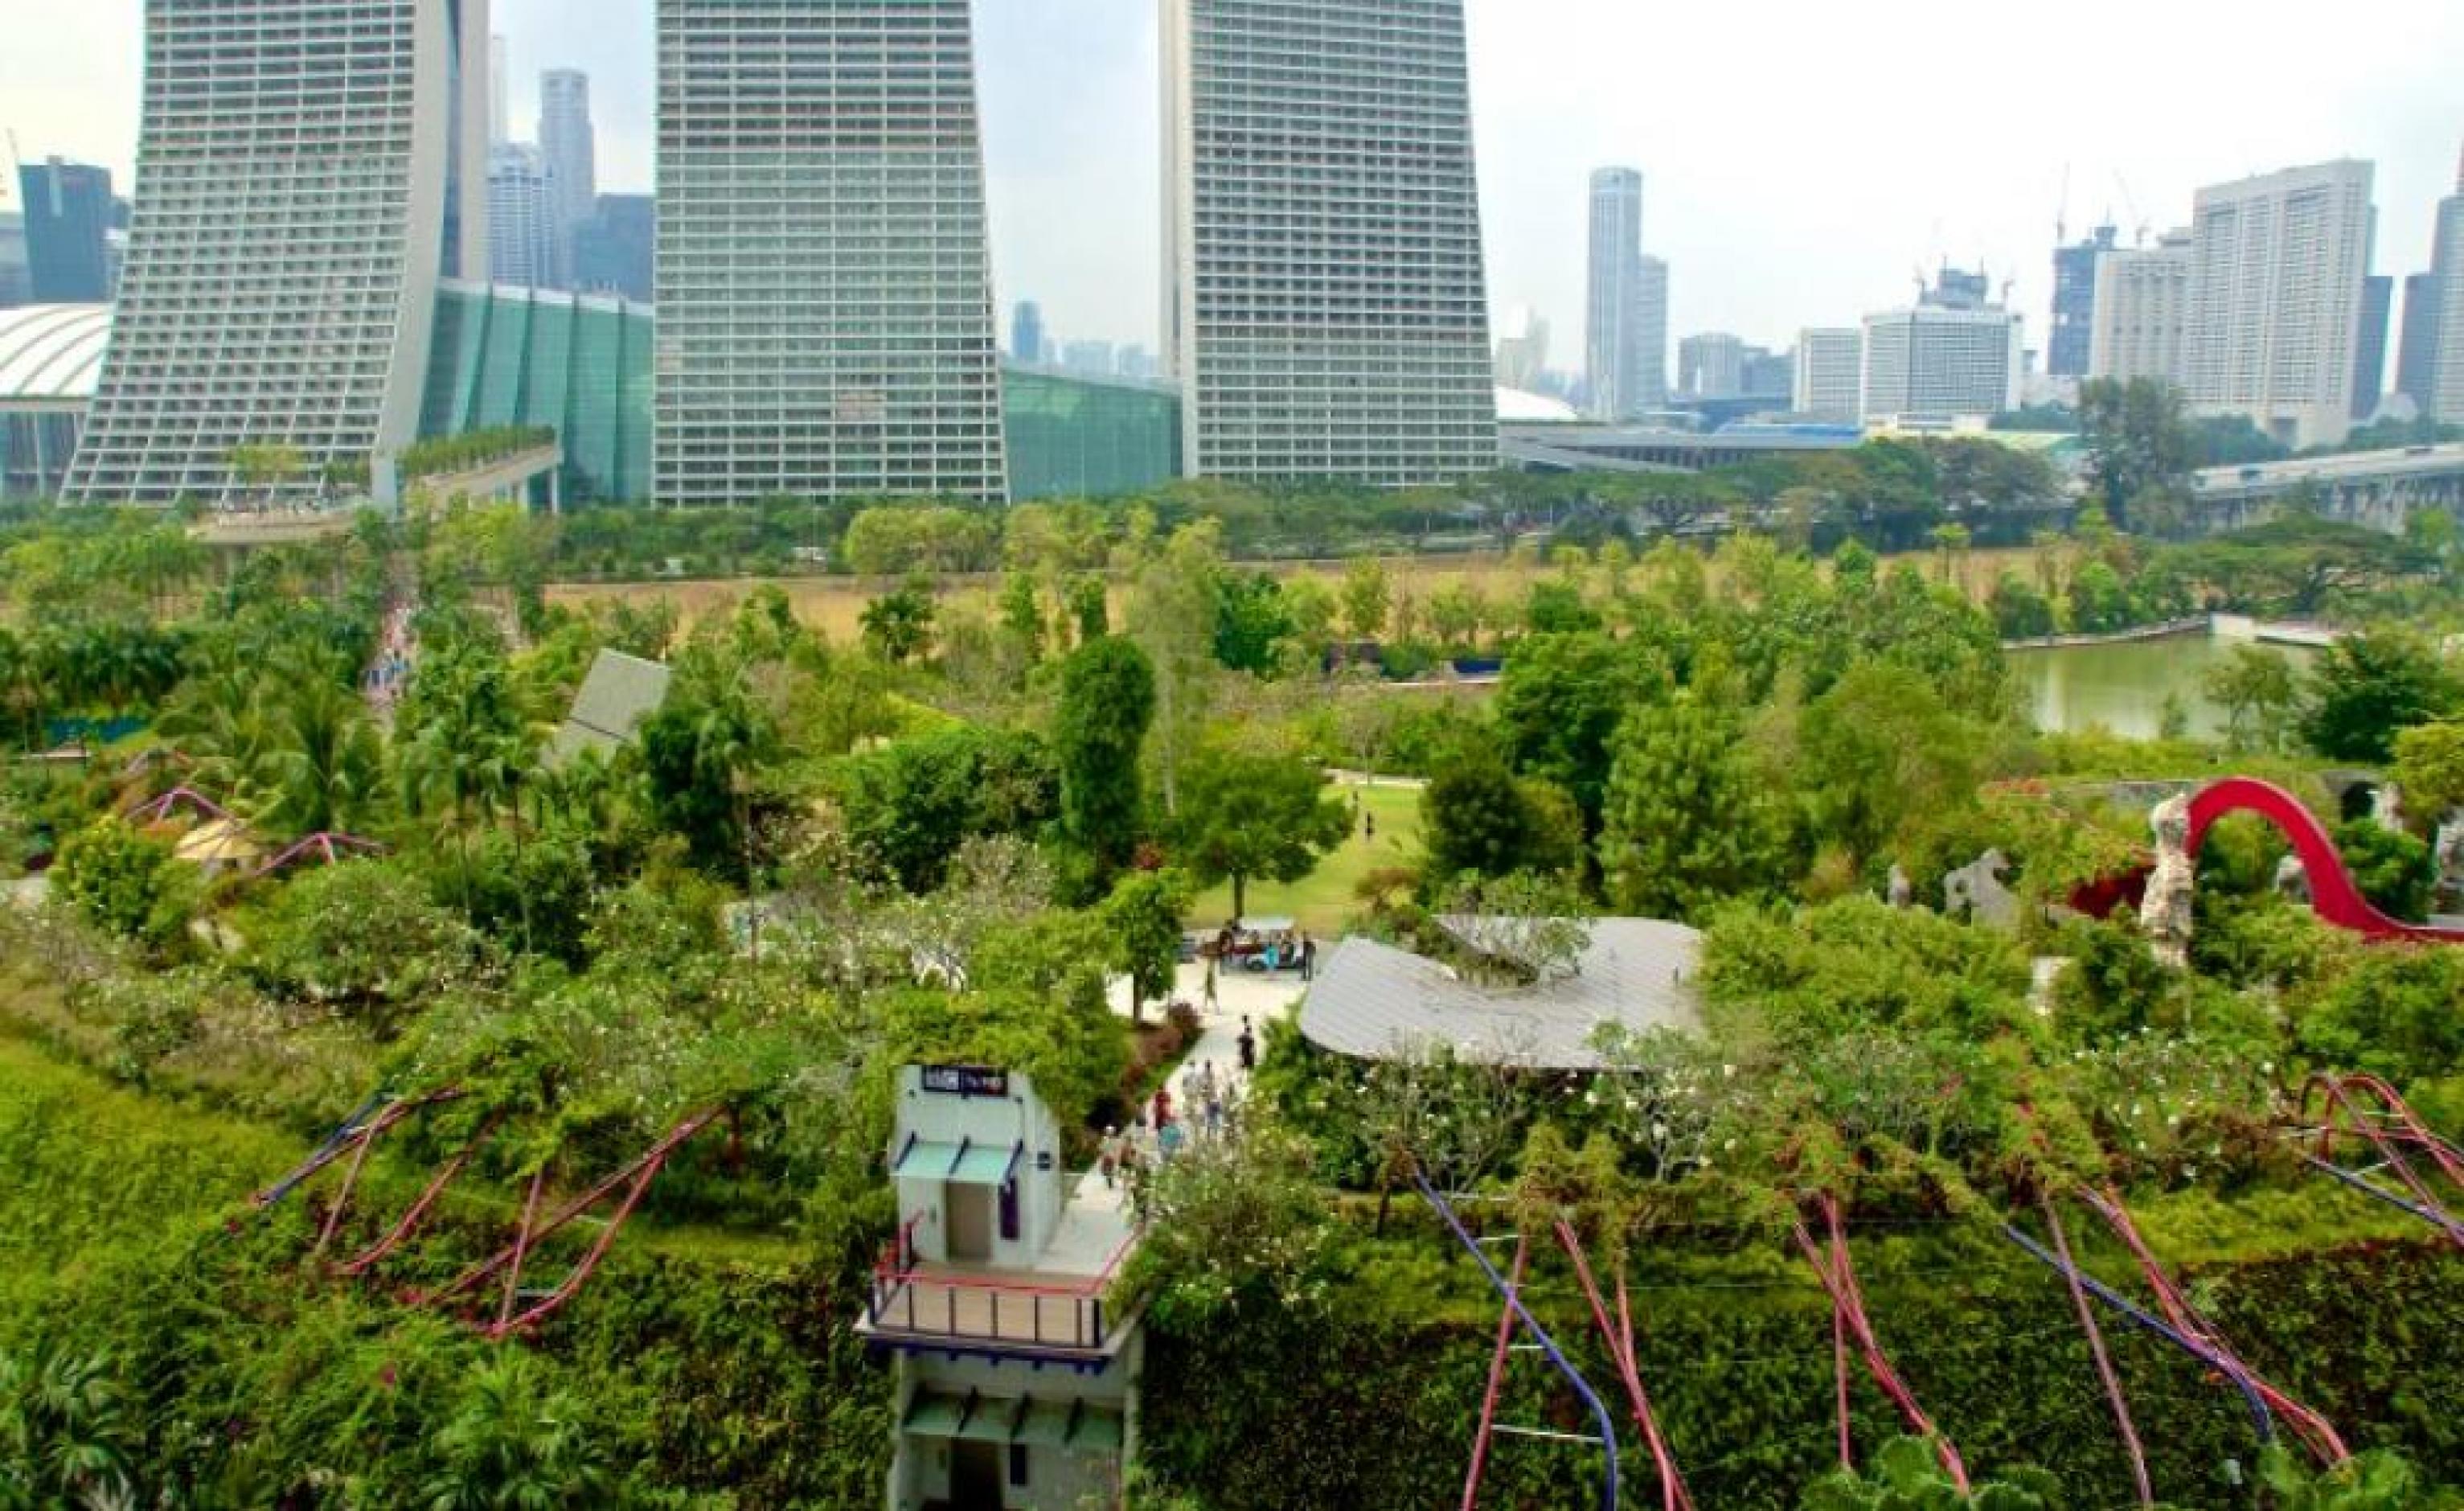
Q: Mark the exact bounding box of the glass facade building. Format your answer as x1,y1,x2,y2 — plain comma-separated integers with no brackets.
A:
421,281,653,503
64,0,489,507
1001,370,1182,501
654,0,1007,505
416,285,1171,505
1162,0,1497,485
18,159,116,306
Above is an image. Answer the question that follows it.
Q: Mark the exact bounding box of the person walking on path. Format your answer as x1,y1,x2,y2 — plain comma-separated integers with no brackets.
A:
1299,933,1316,982
1203,951,1220,1010
1237,1017,1257,1073
1099,1126,1126,1189
1150,1084,1173,1132
1158,1119,1186,1164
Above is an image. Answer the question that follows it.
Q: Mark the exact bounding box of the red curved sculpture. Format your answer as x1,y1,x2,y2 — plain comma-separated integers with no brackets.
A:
2184,778,2464,944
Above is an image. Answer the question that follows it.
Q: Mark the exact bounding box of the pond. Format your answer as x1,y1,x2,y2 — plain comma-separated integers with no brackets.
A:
2007,633,2316,741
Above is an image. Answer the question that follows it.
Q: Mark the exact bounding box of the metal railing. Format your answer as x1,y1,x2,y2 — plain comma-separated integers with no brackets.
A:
865,1214,1142,1352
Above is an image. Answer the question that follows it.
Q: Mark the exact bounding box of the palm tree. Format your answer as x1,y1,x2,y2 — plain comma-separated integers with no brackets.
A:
417,1353,610,1510
0,1344,135,1509
255,651,389,836
395,649,531,906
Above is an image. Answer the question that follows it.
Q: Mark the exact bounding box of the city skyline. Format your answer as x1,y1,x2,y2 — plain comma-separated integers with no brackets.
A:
6,1,2461,363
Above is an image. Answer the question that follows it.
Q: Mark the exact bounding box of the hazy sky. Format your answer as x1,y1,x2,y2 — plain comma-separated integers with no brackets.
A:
6,1,2461,367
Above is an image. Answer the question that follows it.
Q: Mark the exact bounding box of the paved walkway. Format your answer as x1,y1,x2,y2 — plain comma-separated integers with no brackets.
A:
1107,960,1309,1134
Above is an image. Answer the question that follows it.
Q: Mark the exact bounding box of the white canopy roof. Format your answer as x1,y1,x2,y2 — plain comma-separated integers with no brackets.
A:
0,304,111,406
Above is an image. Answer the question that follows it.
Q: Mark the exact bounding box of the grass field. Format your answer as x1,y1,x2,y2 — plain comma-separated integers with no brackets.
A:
542,541,2054,645
1185,780,1425,937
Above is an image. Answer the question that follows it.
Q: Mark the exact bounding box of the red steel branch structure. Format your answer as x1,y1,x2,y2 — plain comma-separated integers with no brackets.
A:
1790,1192,1970,1493
2007,1186,2350,1479
252,1092,723,1338
2296,1074,2464,1250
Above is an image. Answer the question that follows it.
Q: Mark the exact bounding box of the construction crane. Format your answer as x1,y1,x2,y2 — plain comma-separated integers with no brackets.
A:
2111,170,2151,248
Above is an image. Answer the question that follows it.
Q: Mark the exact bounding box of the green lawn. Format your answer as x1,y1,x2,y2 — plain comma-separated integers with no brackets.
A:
1186,780,1425,938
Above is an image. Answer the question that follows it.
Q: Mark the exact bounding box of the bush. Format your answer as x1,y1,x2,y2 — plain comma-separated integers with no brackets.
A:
246,858,486,1022
2334,819,2438,924
51,818,195,955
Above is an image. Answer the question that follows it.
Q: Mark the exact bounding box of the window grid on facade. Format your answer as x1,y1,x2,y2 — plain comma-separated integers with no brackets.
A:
653,0,1007,506
64,0,483,507
1164,0,1497,487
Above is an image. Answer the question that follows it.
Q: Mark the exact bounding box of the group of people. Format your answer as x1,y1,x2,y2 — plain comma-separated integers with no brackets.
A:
1199,925,1318,1008
362,599,416,721
1097,1047,1258,1218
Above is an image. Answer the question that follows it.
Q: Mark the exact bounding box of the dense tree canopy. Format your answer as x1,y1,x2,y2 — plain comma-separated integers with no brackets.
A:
1166,749,1349,918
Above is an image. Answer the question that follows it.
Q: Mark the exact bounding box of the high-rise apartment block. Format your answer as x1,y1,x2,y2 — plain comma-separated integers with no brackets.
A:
654,0,1008,505
1861,273,2021,421
1162,0,1496,484
539,68,596,282
487,144,562,289
1794,328,1863,421
66,0,489,507
1679,333,1746,400
18,158,115,305
1586,167,1651,419
2182,158,2375,450
2048,224,2117,378
2088,230,2193,387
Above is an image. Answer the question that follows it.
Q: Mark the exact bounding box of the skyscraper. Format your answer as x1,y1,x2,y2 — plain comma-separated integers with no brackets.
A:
2048,224,2118,378
1679,333,1747,400
655,0,1007,505
1162,0,1496,484
2182,159,2375,450
487,144,561,289
18,158,115,304
65,0,489,507
490,35,510,146
2089,230,2193,387
1794,328,1863,421
574,194,654,303
2431,146,2464,425
2397,271,2442,419
1635,256,1670,411
539,68,596,283
1861,274,2022,421
1493,306,1548,392
1586,167,1646,420
2352,274,2392,421
1013,301,1047,366
1740,346,1794,404
0,216,27,309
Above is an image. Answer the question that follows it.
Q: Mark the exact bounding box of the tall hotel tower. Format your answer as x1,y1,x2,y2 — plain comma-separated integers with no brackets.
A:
1585,168,1647,421
65,0,489,507
654,0,1008,505
1162,0,1498,484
